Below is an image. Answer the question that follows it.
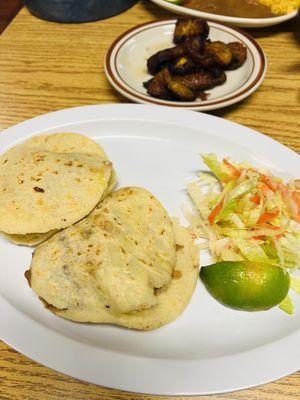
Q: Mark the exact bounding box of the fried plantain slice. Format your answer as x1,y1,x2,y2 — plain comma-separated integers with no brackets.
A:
144,70,173,100
209,67,225,79
173,70,226,92
205,41,233,67
144,18,247,102
227,42,247,70
174,17,209,44
169,56,197,75
162,69,197,101
147,46,185,75
184,36,215,68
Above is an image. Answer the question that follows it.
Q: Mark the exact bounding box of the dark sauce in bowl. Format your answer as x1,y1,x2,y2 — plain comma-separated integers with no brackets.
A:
182,0,275,18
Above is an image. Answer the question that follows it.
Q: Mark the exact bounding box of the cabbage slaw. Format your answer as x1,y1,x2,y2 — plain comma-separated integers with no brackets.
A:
186,154,300,313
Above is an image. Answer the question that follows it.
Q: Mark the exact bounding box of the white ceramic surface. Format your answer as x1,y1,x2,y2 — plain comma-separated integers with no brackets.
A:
0,104,299,395
150,0,298,28
105,20,266,111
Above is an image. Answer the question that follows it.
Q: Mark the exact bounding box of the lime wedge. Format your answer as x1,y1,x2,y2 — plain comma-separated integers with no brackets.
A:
200,261,290,311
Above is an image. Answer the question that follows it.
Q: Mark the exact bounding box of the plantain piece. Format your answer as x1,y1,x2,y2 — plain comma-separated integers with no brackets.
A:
227,42,247,70
174,17,209,44
205,41,233,67
173,70,226,92
184,36,215,68
144,70,172,100
147,46,184,75
162,68,197,101
169,56,197,75
210,67,225,79
144,18,247,103
145,79,172,99
145,68,226,101
143,79,152,90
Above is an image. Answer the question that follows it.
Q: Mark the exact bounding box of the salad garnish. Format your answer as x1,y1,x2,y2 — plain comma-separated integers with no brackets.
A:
186,153,300,313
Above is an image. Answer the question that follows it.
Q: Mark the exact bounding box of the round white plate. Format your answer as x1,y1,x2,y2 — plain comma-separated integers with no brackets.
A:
105,20,266,111
150,0,298,28
0,104,299,396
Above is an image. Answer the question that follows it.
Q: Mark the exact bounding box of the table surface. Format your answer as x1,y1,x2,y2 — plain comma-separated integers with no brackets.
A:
0,1,299,399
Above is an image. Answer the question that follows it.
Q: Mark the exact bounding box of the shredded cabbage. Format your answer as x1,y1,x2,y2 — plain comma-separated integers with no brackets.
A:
290,276,300,294
186,153,300,314
279,296,294,315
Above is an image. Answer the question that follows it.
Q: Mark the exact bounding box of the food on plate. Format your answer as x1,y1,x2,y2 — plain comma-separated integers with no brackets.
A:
164,0,299,18
2,230,57,247
200,261,290,311
144,68,226,100
144,70,171,100
173,17,209,44
169,55,197,75
182,37,234,69
27,187,199,330
186,154,300,312
147,46,185,75
161,68,197,101
173,69,226,91
258,0,300,15
0,133,116,245
204,41,233,67
227,42,247,70
144,17,247,102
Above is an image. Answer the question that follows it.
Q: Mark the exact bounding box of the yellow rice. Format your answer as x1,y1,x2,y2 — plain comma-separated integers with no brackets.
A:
258,0,300,15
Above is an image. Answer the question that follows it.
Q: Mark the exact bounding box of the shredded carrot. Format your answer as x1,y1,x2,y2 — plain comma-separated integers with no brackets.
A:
208,199,224,224
250,194,260,204
291,191,300,206
291,192,300,221
257,182,274,197
260,174,279,192
223,158,241,178
258,211,279,224
259,223,281,231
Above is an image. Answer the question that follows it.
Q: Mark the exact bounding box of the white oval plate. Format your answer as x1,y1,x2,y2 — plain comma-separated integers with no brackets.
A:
0,104,299,396
150,0,298,28
105,20,266,111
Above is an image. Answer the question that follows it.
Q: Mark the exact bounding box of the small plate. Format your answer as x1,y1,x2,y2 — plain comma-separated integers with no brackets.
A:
105,19,267,111
150,0,298,28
